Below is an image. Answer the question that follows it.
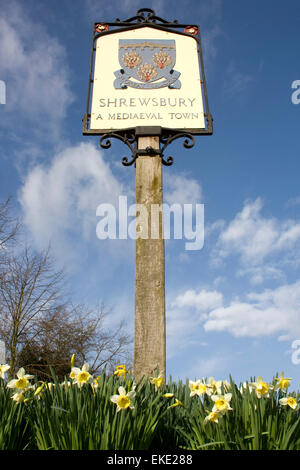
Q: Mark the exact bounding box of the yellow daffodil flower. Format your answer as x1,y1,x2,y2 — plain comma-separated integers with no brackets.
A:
222,380,231,392
11,391,29,403
71,363,93,388
113,365,128,380
204,410,220,424
149,374,164,390
239,382,254,394
211,393,233,414
110,386,136,412
279,396,298,410
208,377,223,395
0,364,10,379
7,368,34,391
34,383,46,398
70,354,75,369
69,370,77,380
60,381,72,388
46,382,55,391
274,372,292,392
162,393,174,398
250,376,273,398
167,399,183,409
189,379,212,397
91,377,100,392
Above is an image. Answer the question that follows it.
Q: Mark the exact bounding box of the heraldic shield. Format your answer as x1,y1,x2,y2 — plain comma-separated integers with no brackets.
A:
114,39,181,90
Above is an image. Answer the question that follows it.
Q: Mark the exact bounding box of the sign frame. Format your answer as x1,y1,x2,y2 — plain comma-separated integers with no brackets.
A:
82,8,213,139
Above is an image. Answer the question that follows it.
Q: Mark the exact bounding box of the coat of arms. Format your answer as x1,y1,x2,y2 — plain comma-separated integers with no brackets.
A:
114,39,181,90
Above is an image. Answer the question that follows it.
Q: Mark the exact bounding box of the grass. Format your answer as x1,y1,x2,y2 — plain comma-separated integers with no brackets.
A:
0,368,299,450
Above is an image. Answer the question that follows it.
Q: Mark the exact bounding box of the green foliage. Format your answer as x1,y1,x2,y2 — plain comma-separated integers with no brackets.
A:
0,380,31,450
0,371,299,450
168,376,300,450
32,373,167,450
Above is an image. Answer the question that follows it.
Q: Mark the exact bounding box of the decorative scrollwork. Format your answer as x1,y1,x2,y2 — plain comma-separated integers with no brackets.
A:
99,132,137,166
99,129,195,168
115,8,178,27
160,132,195,165
122,153,138,167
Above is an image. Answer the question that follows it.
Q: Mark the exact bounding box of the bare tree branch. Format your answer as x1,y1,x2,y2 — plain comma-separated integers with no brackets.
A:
0,199,133,381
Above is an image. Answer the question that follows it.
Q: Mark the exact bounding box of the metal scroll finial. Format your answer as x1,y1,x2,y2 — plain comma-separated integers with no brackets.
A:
136,8,156,20
99,129,195,167
115,8,178,26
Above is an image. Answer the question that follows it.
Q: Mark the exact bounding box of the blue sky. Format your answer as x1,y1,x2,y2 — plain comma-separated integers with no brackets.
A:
1,0,300,390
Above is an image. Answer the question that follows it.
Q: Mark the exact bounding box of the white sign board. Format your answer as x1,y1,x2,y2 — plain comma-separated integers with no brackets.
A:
90,26,205,132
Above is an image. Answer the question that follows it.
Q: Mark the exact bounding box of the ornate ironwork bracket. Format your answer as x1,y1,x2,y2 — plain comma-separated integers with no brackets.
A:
99,128,195,167
114,8,179,27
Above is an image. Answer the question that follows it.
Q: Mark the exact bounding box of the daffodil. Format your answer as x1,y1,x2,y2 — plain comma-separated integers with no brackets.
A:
211,393,233,414
60,381,72,388
70,354,75,369
167,398,183,409
162,393,174,398
113,365,128,380
94,376,101,386
239,382,254,394
274,372,292,392
110,386,135,412
208,377,223,395
71,363,93,388
189,379,212,397
69,368,77,380
7,368,34,391
279,396,298,410
11,391,29,403
34,382,46,398
149,374,164,390
46,382,55,391
91,377,100,392
222,380,231,392
204,410,220,424
250,376,273,398
0,364,10,379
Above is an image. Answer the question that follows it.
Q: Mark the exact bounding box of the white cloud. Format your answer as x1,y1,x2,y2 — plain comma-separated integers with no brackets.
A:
213,198,300,273
204,302,283,337
203,280,300,339
202,25,223,61
0,1,73,137
223,60,255,99
166,306,206,359
185,354,230,381
276,222,300,250
166,287,223,359
217,198,276,263
205,219,226,238
237,266,285,286
173,288,223,312
164,173,202,206
167,278,300,342
19,142,123,262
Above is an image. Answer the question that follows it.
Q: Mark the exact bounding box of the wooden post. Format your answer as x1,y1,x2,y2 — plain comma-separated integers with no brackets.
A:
133,136,166,380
